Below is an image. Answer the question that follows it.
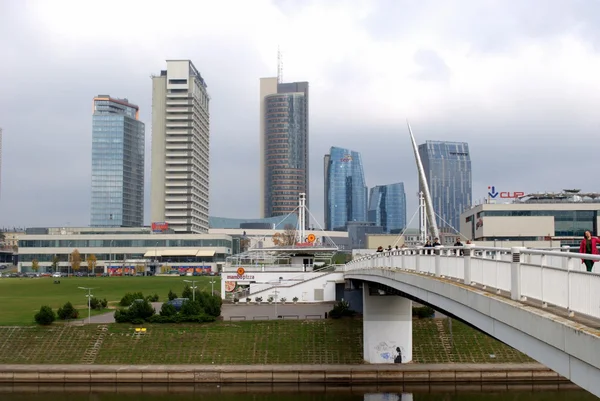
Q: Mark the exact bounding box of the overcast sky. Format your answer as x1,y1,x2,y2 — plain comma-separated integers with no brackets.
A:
1,0,599,229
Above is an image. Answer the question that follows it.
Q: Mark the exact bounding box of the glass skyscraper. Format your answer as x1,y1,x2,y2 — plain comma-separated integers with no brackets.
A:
260,78,309,218
418,141,472,231
91,96,145,227
324,147,368,231
368,183,407,233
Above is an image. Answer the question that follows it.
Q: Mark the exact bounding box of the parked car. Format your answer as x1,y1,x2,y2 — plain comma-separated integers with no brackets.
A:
166,298,190,311
52,272,61,278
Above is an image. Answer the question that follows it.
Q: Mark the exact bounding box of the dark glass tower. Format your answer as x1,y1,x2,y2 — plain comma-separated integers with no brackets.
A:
91,96,145,227
368,183,407,233
418,141,472,231
324,147,368,231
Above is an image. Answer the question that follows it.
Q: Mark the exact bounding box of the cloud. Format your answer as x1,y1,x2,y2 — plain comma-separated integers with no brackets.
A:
0,0,599,230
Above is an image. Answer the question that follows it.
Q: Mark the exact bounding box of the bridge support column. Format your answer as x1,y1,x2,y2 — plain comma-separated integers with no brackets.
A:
362,283,412,364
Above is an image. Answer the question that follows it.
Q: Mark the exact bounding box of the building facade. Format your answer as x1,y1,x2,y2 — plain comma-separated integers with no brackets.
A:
368,183,407,233
151,60,210,233
459,191,600,247
324,147,368,231
90,96,145,227
259,77,309,218
418,141,472,232
18,227,231,274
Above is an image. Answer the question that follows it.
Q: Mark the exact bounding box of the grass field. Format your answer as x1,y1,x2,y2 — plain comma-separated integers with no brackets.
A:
0,319,532,365
0,276,220,325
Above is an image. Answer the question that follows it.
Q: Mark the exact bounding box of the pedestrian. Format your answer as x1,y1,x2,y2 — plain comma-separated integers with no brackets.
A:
376,246,384,253
579,230,600,272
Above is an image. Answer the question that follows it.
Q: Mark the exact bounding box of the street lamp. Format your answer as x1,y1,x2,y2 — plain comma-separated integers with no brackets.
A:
183,279,198,302
209,279,216,296
78,287,95,324
273,288,279,319
109,239,114,275
67,241,72,277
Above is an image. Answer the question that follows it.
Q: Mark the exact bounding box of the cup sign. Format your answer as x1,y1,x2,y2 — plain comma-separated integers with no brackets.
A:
237,267,245,276
307,234,316,243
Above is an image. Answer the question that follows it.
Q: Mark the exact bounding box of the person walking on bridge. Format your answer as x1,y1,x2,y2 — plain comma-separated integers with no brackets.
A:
579,231,600,272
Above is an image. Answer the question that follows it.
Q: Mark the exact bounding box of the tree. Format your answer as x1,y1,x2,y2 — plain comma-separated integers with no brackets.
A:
31,259,40,272
283,224,298,245
71,249,81,273
51,255,60,273
86,254,97,274
34,305,56,325
240,238,251,252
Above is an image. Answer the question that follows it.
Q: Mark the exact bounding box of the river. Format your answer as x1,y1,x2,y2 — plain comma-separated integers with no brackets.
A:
0,385,595,400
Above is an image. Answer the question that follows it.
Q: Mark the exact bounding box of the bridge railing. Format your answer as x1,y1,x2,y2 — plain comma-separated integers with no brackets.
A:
345,246,600,320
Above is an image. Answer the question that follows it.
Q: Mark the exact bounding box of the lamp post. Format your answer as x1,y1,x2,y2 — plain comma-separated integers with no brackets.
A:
109,239,114,275
183,279,198,302
209,279,216,296
78,287,94,324
155,241,159,273
67,241,72,277
273,288,279,319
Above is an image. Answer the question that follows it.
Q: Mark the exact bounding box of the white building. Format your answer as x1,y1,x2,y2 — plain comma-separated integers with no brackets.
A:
460,190,600,247
151,60,211,233
18,227,231,274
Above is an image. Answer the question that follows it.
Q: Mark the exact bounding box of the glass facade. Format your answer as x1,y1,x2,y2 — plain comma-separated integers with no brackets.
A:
324,147,368,231
478,210,597,237
368,183,407,233
418,141,472,231
263,82,309,218
91,97,145,227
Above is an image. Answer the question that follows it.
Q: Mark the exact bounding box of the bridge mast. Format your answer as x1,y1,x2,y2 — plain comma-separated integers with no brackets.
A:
407,121,440,240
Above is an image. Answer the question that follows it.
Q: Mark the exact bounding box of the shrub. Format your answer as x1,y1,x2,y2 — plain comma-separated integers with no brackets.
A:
181,285,193,300
328,300,356,319
114,309,129,323
267,297,274,303
168,289,178,301
280,297,287,303
100,298,108,308
145,293,159,302
57,301,79,320
412,306,435,319
119,292,144,306
89,297,101,310
203,294,222,317
246,297,251,303
159,302,177,317
293,297,298,302
255,297,263,303
128,299,155,320
35,305,56,325
181,299,203,316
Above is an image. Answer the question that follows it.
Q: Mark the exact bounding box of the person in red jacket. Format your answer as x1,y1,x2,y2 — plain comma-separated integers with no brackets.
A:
579,231,600,272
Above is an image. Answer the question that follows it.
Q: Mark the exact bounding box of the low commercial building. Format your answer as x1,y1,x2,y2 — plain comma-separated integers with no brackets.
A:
18,227,232,274
460,190,600,247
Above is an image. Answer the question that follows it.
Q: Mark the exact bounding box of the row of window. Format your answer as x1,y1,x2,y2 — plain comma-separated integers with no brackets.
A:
19,239,231,248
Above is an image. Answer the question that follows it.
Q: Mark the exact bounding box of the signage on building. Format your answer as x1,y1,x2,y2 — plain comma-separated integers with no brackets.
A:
151,222,169,232
226,274,255,280
340,155,353,162
476,218,483,229
487,186,525,199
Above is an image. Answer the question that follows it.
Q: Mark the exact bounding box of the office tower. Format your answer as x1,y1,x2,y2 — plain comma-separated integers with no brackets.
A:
324,147,368,231
259,77,309,218
151,60,210,233
90,96,145,227
0,127,2,199
368,183,407,233
418,141,472,231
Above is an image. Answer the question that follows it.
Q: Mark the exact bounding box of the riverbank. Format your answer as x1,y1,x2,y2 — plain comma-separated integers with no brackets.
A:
0,363,568,384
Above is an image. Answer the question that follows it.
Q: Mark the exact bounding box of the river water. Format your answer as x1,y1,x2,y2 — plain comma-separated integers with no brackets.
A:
0,385,595,400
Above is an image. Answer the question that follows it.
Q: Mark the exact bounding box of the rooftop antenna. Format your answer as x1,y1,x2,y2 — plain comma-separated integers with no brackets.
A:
277,46,283,84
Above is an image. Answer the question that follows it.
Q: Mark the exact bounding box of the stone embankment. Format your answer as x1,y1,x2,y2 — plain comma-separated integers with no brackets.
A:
0,364,569,384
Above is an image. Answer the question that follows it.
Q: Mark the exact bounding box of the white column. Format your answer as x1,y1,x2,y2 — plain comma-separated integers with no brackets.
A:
510,247,524,301
363,283,412,364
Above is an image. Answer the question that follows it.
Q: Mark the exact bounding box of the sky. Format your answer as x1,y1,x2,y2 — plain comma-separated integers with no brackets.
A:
1,0,600,229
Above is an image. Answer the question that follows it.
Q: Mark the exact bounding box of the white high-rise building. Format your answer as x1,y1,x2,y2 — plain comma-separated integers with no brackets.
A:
151,60,211,233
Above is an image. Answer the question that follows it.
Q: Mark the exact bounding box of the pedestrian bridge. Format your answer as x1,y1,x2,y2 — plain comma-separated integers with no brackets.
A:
344,245,600,397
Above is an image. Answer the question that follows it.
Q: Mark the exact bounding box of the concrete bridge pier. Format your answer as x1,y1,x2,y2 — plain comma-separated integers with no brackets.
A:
363,283,412,364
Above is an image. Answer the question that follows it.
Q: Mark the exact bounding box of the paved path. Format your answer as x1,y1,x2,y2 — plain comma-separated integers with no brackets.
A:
75,302,163,325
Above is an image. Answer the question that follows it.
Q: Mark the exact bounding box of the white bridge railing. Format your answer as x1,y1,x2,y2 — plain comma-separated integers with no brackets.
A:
345,246,600,320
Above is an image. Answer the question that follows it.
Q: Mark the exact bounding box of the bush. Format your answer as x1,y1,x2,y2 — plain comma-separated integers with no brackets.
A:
145,293,159,302
119,292,145,306
57,301,79,320
181,285,193,300
114,309,129,323
159,302,177,317
128,299,155,320
168,289,178,301
89,297,101,310
181,299,203,316
35,305,56,325
412,306,435,319
100,298,108,308
328,300,356,319
203,294,222,317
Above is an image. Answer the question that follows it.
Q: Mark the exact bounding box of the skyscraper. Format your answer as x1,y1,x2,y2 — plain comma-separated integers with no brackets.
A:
151,60,210,233
91,96,145,227
324,147,368,231
418,141,472,231
259,77,309,218
368,183,407,233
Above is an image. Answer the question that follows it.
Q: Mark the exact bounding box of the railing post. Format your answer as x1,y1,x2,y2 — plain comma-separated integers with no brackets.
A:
510,247,524,301
561,246,570,270
463,244,474,285
435,246,443,277
415,249,421,273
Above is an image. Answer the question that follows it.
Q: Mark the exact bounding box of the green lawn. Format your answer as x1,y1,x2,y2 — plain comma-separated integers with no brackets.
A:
0,276,220,325
0,319,532,365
